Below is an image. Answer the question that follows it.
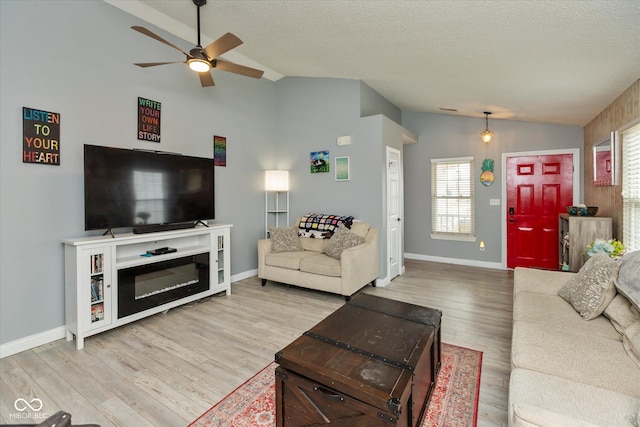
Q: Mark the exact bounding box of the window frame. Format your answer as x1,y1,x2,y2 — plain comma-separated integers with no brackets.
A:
621,121,640,252
430,156,476,242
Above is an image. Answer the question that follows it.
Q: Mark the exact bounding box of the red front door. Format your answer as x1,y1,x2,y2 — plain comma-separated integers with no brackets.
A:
507,154,574,269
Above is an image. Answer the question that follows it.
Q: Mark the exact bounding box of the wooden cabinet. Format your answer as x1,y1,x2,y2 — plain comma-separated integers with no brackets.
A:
559,214,612,272
64,224,232,349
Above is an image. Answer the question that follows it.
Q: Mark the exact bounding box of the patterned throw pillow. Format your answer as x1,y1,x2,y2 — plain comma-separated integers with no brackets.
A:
323,225,365,259
615,250,640,312
558,252,621,320
269,226,303,253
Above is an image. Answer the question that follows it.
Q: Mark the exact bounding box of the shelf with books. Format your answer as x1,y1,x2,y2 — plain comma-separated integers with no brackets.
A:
64,224,232,349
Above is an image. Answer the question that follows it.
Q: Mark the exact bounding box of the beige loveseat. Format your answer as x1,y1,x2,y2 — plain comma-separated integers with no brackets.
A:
509,251,640,426
257,216,378,299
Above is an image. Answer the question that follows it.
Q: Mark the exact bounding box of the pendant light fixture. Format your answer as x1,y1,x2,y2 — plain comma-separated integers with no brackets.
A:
481,111,494,143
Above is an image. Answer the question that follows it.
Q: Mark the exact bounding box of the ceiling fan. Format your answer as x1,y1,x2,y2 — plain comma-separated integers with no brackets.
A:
131,0,264,87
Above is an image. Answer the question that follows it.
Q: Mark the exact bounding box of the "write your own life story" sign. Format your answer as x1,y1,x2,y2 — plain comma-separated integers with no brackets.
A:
23,107,60,165
138,97,161,142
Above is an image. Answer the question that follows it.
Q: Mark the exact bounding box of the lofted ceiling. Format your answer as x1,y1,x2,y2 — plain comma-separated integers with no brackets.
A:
106,0,640,126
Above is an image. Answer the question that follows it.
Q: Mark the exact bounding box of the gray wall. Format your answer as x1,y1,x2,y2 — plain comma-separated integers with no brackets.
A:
275,77,382,223
0,0,277,345
274,78,411,279
360,81,402,125
401,111,584,263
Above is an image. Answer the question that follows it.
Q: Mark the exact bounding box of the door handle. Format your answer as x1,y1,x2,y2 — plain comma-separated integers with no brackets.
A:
397,218,402,221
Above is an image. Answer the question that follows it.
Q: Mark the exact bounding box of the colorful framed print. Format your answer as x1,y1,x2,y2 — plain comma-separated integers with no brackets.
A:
310,150,329,173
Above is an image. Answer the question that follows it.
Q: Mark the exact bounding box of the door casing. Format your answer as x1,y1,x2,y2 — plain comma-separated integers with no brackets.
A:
386,146,403,280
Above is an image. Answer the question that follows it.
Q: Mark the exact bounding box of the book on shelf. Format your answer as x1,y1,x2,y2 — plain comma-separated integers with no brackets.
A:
91,282,99,302
91,254,104,274
90,277,104,302
91,303,104,322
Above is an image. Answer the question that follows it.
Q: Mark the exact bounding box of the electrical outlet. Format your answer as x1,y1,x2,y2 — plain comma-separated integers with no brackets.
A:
490,199,501,206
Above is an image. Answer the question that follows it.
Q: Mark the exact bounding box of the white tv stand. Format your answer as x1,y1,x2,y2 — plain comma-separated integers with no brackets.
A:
64,224,231,349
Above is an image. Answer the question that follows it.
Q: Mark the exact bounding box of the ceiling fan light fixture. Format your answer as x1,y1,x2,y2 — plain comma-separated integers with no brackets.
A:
481,112,494,143
188,58,211,72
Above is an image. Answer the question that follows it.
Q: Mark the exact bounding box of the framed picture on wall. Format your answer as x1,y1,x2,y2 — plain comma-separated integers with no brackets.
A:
335,156,350,181
310,150,330,173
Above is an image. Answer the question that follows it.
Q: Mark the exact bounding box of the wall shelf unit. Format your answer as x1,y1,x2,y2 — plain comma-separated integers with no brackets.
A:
64,224,231,349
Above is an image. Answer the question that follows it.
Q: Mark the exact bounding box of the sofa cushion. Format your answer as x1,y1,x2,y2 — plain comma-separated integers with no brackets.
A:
605,294,640,335
509,368,640,427
269,226,303,253
615,250,640,311
623,321,640,369
323,225,365,259
265,251,317,270
514,267,575,297
513,404,600,427
350,221,370,238
300,237,325,253
511,321,640,396
513,292,621,340
557,252,621,320
300,253,341,277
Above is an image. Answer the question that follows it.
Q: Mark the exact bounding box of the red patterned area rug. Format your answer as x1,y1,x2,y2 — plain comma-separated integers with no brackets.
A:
189,343,482,427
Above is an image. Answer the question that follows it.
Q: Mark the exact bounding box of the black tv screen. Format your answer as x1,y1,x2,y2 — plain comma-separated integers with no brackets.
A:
84,144,214,231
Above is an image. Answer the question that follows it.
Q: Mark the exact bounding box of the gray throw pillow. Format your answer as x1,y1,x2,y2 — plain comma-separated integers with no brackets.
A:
615,250,640,312
269,226,303,253
558,252,621,320
323,224,365,259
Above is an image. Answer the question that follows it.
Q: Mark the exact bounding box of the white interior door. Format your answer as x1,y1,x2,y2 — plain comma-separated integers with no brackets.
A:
387,147,402,280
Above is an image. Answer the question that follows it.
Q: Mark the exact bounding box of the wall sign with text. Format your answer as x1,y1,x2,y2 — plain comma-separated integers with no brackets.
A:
23,107,60,165
138,97,161,142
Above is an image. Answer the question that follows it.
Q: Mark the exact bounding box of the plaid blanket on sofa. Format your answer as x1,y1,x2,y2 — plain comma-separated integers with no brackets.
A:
298,213,354,239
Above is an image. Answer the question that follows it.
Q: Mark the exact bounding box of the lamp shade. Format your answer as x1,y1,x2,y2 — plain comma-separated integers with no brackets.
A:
265,170,289,191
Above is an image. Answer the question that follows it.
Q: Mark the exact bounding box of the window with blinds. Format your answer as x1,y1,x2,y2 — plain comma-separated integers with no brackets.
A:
622,123,640,251
431,157,475,240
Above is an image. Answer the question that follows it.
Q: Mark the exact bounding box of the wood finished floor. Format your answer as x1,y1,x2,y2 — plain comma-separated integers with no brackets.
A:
0,259,513,426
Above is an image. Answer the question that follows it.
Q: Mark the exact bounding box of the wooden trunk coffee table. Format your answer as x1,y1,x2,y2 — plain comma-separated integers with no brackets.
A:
275,293,442,427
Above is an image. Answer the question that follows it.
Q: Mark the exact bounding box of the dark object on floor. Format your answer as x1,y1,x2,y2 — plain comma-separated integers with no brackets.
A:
275,293,442,426
0,411,100,427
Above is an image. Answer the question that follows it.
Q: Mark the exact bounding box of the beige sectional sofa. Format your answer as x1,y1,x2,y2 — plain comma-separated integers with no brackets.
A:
257,216,378,299
509,251,640,426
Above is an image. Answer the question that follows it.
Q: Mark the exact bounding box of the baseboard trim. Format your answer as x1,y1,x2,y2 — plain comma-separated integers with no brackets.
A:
404,253,505,270
1,270,260,359
231,268,257,283
0,326,67,359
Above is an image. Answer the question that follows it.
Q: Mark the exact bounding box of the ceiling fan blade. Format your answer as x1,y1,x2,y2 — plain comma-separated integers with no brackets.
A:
214,59,264,79
131,26,190,57
199,71,215,87
203,32,243,59
134,61,185,68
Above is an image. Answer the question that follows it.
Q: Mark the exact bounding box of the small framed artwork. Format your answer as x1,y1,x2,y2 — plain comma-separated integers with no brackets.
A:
335,156,350,181
310,150,330,173
214,135,226,166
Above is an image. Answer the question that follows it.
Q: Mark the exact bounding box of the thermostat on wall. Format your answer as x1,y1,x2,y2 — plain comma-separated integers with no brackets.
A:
337,135,352,146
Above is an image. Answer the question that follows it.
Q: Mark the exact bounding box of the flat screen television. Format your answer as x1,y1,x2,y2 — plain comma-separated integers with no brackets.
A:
84,144,214,232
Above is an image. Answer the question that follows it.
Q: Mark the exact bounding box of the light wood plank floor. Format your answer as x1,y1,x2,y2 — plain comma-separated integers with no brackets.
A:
0,259,513,426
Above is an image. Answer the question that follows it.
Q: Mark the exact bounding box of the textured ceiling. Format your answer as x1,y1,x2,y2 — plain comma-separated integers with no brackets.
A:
106,0,640,126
